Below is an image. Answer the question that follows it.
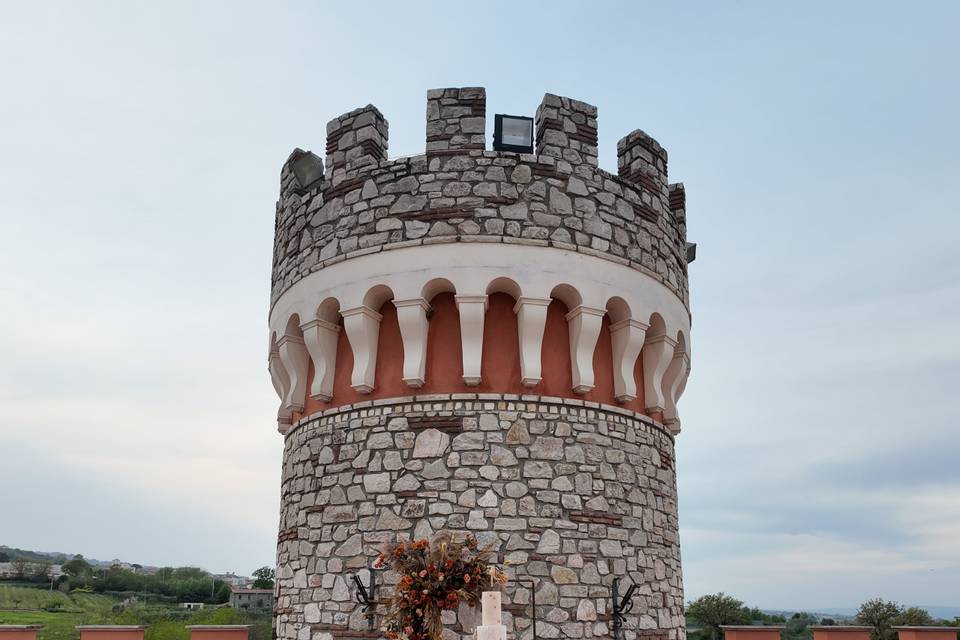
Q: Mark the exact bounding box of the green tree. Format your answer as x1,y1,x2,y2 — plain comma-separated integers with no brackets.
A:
172,567,208,580
895,608,933,627
251,566,275,590
31,559,52,581
214,582,232,603
856,598,904,640
687,593,750,640
10,557,30,579
63,555,93,577
785,612,816,639
0,552,9,562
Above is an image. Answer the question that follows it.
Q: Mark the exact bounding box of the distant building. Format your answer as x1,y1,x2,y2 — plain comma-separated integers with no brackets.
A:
229,587,273,611
0,561,63,579
179,602,205,610
214,572,252,588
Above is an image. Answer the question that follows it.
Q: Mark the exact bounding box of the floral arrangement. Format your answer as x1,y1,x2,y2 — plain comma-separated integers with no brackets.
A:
376,533,508,640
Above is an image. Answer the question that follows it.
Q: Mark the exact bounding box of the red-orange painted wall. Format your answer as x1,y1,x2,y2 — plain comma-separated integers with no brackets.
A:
78,630,145,640
188,630,249,640
896,631,959,640
723,630,782,640
296,293,657,422
813,630,872,640
0,630,41,640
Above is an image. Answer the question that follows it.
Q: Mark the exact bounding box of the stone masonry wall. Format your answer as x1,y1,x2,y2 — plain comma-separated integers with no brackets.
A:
271,92,688,311
275,396,684,640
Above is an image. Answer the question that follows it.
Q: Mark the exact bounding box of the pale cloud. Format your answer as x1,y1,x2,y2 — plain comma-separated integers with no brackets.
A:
1,0,958,607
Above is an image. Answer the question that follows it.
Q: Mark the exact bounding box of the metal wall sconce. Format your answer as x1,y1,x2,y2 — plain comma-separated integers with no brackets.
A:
352,572,377,630
612,577,638,640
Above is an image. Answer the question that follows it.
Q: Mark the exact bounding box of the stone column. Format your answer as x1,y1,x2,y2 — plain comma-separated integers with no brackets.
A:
535,94,598,174
325,105,388,181
618,129,667,188
426,87,486,155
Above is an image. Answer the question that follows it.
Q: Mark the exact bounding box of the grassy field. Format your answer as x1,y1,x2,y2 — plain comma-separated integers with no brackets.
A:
0,587,271,640
0,586,115,614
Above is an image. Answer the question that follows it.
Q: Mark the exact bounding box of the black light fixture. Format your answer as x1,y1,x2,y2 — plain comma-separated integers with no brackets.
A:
686,242,697,263
288,148,324,190
493,114,534,153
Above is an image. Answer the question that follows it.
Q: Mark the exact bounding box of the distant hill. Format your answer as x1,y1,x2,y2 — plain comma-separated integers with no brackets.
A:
0,546,116,567
0,545,139,570
808,606,960,621
762,609,856,622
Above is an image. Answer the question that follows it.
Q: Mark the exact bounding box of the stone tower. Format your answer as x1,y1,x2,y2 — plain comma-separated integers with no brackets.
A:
268,88,692,640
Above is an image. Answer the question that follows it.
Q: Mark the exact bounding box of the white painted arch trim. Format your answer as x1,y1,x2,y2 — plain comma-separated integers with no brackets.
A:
267,242,692,426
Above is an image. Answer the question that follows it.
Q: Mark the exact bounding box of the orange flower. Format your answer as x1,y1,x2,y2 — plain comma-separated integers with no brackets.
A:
464,574,471,583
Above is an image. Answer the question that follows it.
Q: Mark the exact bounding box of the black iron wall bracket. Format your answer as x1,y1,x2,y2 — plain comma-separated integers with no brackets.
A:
612,577,639,640
352,572,377,630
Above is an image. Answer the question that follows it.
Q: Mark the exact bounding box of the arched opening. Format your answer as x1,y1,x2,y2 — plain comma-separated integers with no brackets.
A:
478,292,522,392
373,300,405,397
582,312,615,404
538,297,573,396
486,277,522,300
422,292,463,393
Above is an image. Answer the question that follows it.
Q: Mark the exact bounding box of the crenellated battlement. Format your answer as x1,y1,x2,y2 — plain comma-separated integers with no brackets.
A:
272,87,690,308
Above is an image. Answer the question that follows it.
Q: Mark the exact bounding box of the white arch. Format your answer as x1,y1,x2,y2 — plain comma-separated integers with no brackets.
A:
268,242,691,418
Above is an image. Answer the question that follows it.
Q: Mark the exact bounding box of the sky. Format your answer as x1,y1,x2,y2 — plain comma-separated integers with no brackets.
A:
1,0,958,612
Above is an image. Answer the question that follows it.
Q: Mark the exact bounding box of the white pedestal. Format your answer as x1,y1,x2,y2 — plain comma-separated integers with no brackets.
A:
477,591,506,640
476,625,507,640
